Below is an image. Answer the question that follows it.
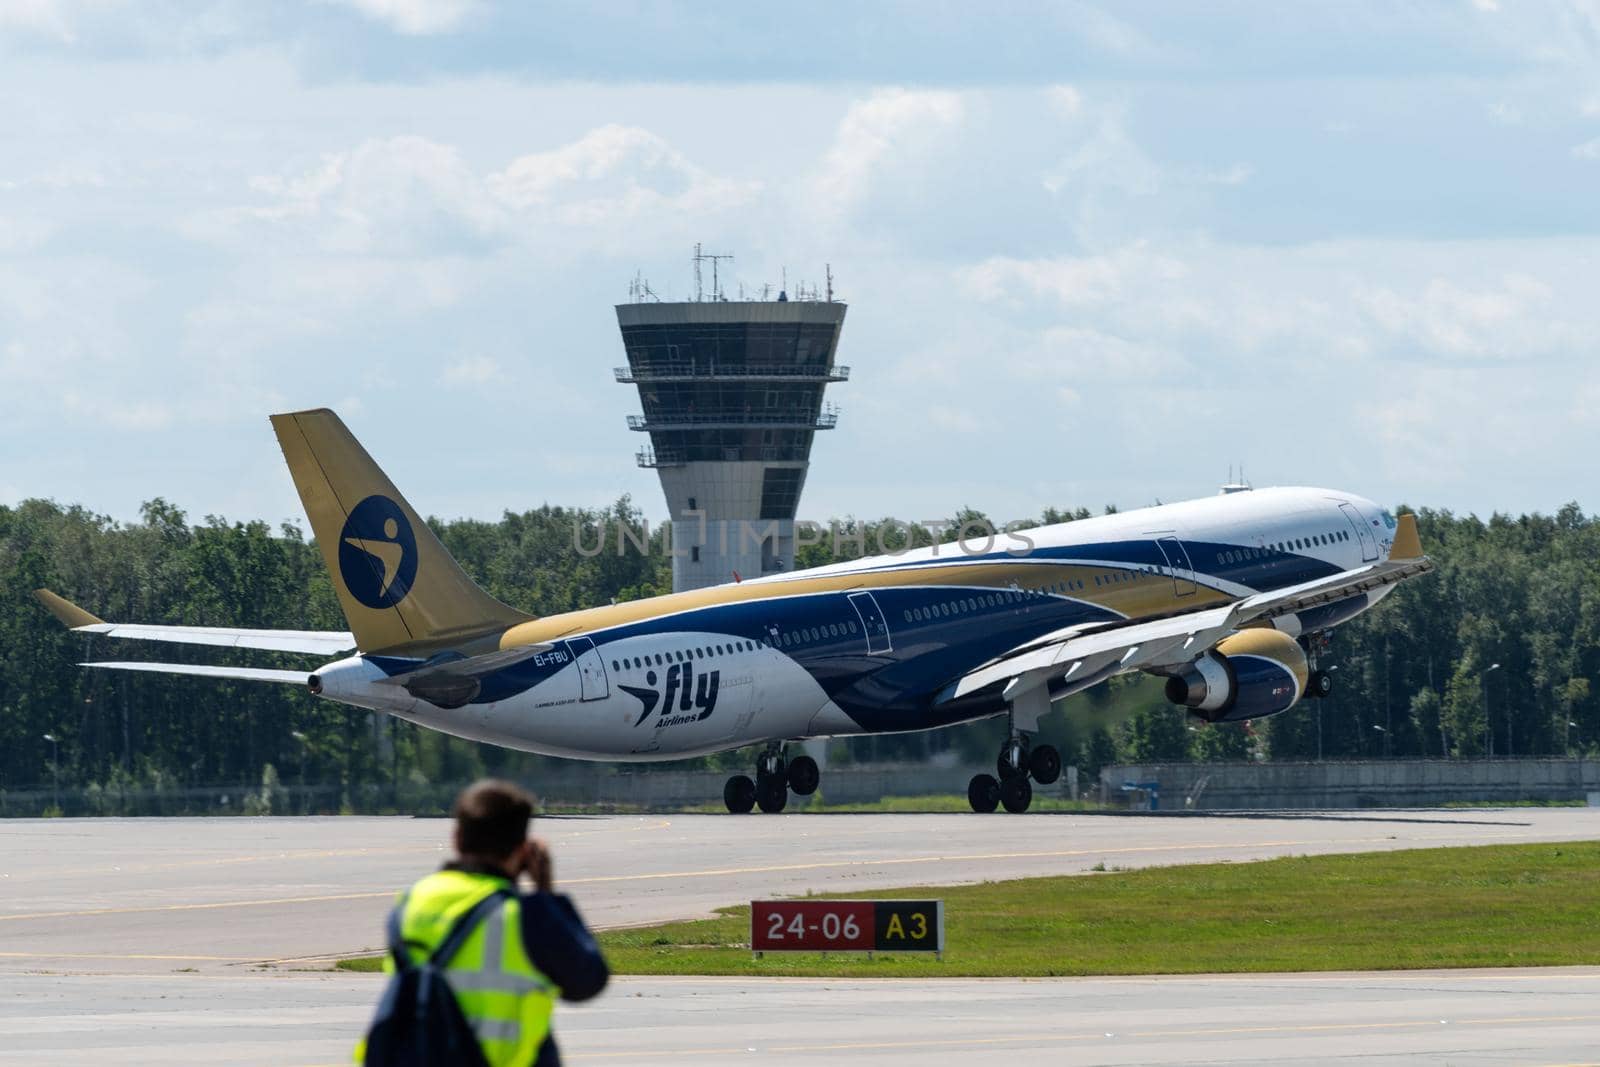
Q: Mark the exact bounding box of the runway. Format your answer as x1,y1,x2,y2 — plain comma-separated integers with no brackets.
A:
0,808,1595,1064
2,969,1597,1065
2,808,1595,974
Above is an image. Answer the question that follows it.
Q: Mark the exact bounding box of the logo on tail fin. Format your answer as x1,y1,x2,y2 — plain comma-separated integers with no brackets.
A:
338,495,418,609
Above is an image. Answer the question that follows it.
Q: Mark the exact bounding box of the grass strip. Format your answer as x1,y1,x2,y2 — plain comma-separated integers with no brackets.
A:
337,841,1600,977
598,841,1600,977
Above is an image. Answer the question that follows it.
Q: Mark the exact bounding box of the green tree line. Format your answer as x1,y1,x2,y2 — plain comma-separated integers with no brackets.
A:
2,497,1596,807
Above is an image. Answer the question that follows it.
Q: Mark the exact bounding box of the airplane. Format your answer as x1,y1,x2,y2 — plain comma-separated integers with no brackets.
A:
36,408,1433,814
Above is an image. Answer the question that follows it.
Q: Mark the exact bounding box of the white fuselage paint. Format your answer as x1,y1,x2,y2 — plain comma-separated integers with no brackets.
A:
310,487,1400,761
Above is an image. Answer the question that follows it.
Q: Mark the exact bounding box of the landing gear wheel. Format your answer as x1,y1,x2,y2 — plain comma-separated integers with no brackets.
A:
755,775,788,814
967,773,1000,813
997,736,1031,780
723,775,756,814
999,774,1033,814
1028,744,1062,785
787,755,820,796
1308,670,1334,699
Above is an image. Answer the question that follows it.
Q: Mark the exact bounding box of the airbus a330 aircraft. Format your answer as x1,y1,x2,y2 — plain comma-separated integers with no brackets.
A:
38,409,1432,814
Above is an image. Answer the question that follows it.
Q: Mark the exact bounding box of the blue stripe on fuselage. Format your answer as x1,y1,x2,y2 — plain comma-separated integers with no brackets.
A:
413,540,1346,730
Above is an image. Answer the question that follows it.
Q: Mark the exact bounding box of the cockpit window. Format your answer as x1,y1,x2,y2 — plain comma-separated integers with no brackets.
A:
1381,510,1397,529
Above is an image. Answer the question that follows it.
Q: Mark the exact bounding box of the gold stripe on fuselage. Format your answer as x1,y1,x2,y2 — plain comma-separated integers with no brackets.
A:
497,559,1233,651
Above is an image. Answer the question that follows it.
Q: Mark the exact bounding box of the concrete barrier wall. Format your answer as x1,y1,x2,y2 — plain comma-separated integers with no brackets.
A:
1100,759,1600,810
533,762,991,807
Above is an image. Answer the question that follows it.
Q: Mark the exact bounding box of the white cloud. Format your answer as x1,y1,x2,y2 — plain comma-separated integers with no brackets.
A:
488,124,755,225
234,136,501,255
1358,273,1563,361
1572,378,1600,424
1572,136,1600,158
205,125,754,259
927,405,979,433
1487,101,1523,124
61,391,172,431
320,0,480,35
0,0,94,42
1047,85,1084,117
439,355,499,387
4,59,1599,523
0,216,54,254
964,244,1188,308
1177,162,1253,186
810,89,966,210
0,164,108,192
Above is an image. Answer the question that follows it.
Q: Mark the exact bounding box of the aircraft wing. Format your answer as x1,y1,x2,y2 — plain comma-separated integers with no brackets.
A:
939,514,1433,705
34,589,355,656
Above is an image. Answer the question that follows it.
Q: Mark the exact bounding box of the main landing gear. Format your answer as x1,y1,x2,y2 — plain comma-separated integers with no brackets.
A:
723,744,820,814
1305,631,1335,700
968,730,1061,814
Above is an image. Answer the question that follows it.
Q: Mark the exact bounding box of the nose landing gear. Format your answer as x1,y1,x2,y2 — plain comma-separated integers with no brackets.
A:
723,744,821,813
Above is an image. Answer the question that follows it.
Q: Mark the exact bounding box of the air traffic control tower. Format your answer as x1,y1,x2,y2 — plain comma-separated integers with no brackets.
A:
616,252,848,592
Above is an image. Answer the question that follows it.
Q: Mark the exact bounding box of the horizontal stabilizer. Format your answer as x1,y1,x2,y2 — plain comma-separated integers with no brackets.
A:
34,590,354,655
82,662,313,685
69,623,352,655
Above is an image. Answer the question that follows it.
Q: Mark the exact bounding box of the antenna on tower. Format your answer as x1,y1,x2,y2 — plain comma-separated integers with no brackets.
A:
691,243,733,302
628,270,659,303
825,263,834,302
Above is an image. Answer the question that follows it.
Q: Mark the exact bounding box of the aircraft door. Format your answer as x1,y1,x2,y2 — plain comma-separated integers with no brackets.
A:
566,636,610,701
1154,536,1197,597
1340,503,1380,562
848,591,893,654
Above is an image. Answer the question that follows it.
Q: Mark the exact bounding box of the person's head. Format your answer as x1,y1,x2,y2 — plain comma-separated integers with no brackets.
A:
452,779,534,869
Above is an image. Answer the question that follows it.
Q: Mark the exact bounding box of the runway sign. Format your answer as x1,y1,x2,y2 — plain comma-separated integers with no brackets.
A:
751,899,944,958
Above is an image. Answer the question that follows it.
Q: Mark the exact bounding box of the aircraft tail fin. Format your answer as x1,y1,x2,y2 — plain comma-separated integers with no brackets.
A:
270,408,530,655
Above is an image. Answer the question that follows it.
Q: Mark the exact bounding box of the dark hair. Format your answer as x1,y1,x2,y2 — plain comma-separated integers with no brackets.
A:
453,779,534,859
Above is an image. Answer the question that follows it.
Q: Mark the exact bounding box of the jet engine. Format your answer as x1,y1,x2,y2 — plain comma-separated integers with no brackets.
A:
1164,628,1309,723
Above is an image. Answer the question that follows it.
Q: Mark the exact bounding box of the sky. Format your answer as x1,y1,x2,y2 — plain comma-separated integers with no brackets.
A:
1,1,1598,532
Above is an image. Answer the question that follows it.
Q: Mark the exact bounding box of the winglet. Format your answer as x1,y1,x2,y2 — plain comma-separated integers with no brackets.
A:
33,589,105,629
1388,513,1424,561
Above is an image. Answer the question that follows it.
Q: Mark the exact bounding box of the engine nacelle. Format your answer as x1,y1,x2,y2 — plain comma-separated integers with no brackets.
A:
1164,629,1309,723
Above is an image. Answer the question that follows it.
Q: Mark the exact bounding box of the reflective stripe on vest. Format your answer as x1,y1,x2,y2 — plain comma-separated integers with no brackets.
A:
400,870,558,1067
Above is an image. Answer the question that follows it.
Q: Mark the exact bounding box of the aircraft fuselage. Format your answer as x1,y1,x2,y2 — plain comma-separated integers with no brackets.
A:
310,486,1402,761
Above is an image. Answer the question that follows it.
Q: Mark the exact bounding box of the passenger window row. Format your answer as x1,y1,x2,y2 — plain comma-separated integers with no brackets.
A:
614,639,759,673
1220,529,1350,566
902,581,1101,625
777,618,858,649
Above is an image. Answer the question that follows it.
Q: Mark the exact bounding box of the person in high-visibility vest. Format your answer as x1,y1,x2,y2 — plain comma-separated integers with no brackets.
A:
366,779,609,1066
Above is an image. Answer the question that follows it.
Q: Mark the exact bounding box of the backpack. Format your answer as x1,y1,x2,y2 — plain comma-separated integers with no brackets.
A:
361,888,511,1067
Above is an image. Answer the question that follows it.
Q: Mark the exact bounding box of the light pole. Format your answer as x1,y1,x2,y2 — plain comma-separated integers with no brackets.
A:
41,734,59,813
291,730,310,815
1372,723,1390,758
1481,663,1500,758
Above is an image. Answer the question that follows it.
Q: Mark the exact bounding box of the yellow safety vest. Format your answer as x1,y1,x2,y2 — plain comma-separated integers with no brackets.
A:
360,869,558,1067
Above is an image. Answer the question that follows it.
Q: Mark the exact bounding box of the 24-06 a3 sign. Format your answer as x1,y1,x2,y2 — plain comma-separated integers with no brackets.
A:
751,900,944,958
